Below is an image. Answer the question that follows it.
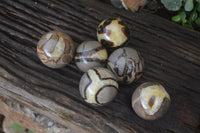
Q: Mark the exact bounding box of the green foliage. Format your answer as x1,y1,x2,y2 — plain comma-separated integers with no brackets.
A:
11,123,33,133
172,10,186,22
162,0,200,30
184,0,194,11
195,17,200,25
161,0,182,11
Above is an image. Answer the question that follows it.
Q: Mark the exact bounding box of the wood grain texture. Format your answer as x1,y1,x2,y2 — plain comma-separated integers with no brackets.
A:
0,0,200,133
0,100,45,133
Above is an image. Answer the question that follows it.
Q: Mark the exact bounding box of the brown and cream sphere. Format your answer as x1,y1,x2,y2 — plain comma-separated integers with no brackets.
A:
37,31,74,68
132,82,171,120
79,67,119,106
97,17,130,49
75,41,108,72
107,47,144,84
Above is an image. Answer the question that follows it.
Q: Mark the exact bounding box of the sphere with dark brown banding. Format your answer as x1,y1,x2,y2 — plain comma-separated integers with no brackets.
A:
132,82,171,120
75,41,108,72
79,67,119,106
107,47,144,84
37,31,74,68
97,17,130,50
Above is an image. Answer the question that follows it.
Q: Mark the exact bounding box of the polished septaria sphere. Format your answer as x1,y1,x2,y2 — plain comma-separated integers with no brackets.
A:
132,82,171,120
107,47,144,84
97,17,130,49
75,41,108,72
37,31,74,68
79,67,119,106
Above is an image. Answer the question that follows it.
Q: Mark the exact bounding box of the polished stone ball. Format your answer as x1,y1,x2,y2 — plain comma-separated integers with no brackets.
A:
37,31,74,68
132,82,171,120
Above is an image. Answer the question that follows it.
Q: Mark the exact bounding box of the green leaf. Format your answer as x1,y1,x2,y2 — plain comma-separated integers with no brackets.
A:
179,10,187,20
10,123,34,133
196,3,200,12
184,0,194,11
196,0,200,3
172,10,186,22
189,11,198,21
29,130,34,133
183,22,194,29
182,19,187,24
172,15,182,22
195,17,200,26
11,123,26,131
161,0,182,11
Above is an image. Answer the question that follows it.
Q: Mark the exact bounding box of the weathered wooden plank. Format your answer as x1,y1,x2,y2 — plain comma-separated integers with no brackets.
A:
0,98,45,133
0,0,200,133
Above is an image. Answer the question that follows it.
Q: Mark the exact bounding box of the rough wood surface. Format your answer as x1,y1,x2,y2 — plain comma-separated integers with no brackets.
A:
0,0,200,133
0,99,45,133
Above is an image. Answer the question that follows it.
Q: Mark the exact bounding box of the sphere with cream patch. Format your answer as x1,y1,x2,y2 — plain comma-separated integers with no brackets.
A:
131,82,171,120
79,67,119,106
37,31,74,68
107,47,144,84
97,17,130,49
75,41,108,72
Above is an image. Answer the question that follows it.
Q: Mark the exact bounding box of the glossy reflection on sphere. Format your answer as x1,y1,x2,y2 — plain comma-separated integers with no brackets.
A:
132,82,171,120
37,31,74,68
79,67,119,106
107,47,144,84
75,41,108,72
97,17,130,49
